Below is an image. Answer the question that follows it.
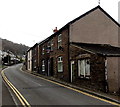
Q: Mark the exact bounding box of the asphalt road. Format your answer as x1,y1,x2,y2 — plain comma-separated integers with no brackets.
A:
3,64,116,106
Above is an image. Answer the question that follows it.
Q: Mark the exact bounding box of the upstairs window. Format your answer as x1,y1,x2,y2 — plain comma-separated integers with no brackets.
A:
42,60,45,72
57,56,63,72
78,59,90,79
42,46,45,55
34,48,36,55
50,39,54,51
47,42,51,53
58,34,62,49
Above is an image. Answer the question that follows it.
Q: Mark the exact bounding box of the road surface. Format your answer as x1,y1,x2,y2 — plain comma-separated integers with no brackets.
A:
2,64,117,106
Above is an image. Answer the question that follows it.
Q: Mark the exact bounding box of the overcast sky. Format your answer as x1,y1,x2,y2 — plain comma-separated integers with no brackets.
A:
0,0,119,47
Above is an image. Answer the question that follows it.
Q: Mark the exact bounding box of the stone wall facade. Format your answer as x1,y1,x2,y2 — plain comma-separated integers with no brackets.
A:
69,45,106,92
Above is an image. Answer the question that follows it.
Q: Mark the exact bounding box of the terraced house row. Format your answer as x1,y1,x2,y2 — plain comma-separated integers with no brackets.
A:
25,6,120,95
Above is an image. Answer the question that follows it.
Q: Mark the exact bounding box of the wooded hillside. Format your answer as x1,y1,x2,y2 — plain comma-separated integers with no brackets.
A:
2,38,29,56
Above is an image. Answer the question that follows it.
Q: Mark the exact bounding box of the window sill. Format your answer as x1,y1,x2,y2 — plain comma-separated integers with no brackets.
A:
58,71,63,73
42,70,45,72
78,76,91,80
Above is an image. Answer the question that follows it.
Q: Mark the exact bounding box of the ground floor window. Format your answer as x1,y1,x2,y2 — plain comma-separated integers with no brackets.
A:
78,59,90,78
42,60,45,72
57,56,63,72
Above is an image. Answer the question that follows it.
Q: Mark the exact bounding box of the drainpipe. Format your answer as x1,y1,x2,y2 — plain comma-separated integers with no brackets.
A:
38,45,39,73
105,57,108,93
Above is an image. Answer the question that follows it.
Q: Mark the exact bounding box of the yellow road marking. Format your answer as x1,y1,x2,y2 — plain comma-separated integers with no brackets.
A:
1,69,31,107
34,76,120,106
3,75,26,107
20,67,120,106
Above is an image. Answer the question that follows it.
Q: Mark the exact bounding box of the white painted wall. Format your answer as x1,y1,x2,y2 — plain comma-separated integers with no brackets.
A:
27,50,32,71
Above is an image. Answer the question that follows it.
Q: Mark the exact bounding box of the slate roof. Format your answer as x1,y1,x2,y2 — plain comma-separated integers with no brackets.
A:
71,42,120,57
27,43,38,52
28,6,120,52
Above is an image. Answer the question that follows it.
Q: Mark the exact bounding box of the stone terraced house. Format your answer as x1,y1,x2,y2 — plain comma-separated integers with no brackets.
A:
26,6,120,94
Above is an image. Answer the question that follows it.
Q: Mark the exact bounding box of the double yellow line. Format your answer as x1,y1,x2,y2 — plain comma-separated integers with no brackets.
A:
1,69,31,107
2,67,120,106
24,70,120,106
33,75,120,106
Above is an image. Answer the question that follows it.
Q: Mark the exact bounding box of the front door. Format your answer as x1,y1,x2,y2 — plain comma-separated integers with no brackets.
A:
49,58,53,76
48,59,50,76
71,61,75,82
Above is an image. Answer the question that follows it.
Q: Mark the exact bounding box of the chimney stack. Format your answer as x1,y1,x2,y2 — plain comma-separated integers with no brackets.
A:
53,27,58,33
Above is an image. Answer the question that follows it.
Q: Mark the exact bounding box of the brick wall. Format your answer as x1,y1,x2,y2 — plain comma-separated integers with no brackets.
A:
38,27,70,82
32,44,38,72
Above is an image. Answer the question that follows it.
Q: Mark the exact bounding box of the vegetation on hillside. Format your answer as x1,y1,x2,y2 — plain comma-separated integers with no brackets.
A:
2,38,29,56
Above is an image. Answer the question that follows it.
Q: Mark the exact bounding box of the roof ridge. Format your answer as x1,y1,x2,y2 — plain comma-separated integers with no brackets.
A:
33,6,120,48
68,5,120,27
71,42,120,48
68,5,100,24
98,6,120,27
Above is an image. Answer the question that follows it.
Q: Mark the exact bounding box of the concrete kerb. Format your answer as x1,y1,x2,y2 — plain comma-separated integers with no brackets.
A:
22,67,120,105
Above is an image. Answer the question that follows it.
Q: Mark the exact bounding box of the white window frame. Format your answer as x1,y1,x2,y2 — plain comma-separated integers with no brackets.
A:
47,42,51,53
51,39,54,51
42,46,45,55
57,56,63,72
58,34,62,49
34,48,36,55
42,60,45,72
78,59,90,78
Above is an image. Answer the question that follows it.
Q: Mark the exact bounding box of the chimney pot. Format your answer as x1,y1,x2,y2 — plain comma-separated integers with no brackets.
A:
53,27,58,33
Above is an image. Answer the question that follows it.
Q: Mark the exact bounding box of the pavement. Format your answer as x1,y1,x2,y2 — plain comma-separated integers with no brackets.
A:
2,80,16,106
0,69,16,107
0,70,2,107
